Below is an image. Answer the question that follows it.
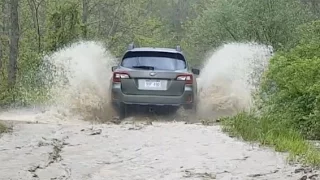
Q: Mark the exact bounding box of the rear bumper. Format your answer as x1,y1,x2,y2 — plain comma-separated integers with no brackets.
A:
110,83,195,106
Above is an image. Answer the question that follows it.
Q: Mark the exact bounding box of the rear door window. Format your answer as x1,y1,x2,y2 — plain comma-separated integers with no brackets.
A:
121,51,186,71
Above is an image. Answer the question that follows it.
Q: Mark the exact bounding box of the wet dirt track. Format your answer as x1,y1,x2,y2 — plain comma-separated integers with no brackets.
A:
0,120,318,180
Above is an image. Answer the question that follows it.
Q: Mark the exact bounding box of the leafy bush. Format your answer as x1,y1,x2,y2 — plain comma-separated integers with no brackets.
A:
260,21,320,140
0,123,7,134
222,20,320,166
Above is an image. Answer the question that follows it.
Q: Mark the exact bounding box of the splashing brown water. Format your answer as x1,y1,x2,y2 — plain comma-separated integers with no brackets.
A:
31,41,118,123
197,42,273,120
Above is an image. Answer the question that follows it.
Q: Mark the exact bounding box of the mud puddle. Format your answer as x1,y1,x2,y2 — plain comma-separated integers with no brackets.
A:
0,120,318,180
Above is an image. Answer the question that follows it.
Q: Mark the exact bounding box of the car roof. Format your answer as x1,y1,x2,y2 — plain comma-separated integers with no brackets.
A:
120,46,189,67
126,47,183,54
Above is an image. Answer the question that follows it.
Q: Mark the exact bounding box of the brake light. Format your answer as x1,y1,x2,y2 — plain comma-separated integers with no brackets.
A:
176,74,193,84
113,72,130,82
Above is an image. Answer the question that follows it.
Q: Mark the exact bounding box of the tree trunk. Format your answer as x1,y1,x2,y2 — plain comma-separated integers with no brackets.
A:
8,0,19,88
0,2,3,72
82,0,89,38
0,38,2,73
1,0,8,73
172,0,183,41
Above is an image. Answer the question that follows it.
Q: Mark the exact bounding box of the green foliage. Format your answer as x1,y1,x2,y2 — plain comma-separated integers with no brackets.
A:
182,0,313,63
45,1,81,52
261,48,320,139
132,17,173,47
0,48,46,106
222,21,320,166
297,20,320,44
221,112,320,166
0,123,7,134
259,20,320,139
104,1,176,56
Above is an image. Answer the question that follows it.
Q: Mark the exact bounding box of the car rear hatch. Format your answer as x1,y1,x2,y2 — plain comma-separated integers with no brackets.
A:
115,50,191,96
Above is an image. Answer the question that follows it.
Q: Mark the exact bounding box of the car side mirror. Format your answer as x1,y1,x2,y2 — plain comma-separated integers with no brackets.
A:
191,68,200,75
111,66,117,72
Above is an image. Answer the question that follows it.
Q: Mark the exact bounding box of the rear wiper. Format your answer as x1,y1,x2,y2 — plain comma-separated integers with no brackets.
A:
132,65,155,70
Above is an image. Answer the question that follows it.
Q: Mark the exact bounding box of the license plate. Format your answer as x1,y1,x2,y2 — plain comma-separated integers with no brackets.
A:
145,80,161,88
138,79,166,90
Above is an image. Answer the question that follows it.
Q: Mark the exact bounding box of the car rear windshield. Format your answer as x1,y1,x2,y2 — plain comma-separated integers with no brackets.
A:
121,51,186,71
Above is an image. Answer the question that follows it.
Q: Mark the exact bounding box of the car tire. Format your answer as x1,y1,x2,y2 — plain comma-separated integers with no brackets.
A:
184,102,198,118
191,103,197,113
170,106,180,114
119,103,127,120
184,103,197,112
183,103,198,123
163,106,180,115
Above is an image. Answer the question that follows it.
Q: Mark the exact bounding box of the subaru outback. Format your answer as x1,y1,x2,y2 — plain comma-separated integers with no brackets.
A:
110,43,200,120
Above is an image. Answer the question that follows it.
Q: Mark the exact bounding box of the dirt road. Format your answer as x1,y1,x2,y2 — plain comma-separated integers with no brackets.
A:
0,118,318,180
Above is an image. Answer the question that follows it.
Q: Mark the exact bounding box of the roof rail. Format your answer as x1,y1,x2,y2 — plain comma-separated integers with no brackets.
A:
176,45,181,52
128,42,135,50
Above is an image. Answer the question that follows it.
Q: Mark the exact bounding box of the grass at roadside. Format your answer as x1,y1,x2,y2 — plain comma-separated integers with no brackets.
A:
220,112,320,167
0,122,7,134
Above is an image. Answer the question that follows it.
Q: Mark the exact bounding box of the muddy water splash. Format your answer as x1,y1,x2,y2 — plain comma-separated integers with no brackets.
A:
36,41,117,122
197,42,273,120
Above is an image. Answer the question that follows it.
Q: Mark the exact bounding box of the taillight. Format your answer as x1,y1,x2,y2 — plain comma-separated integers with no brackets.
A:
176,74,193,84
113,72,130,83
